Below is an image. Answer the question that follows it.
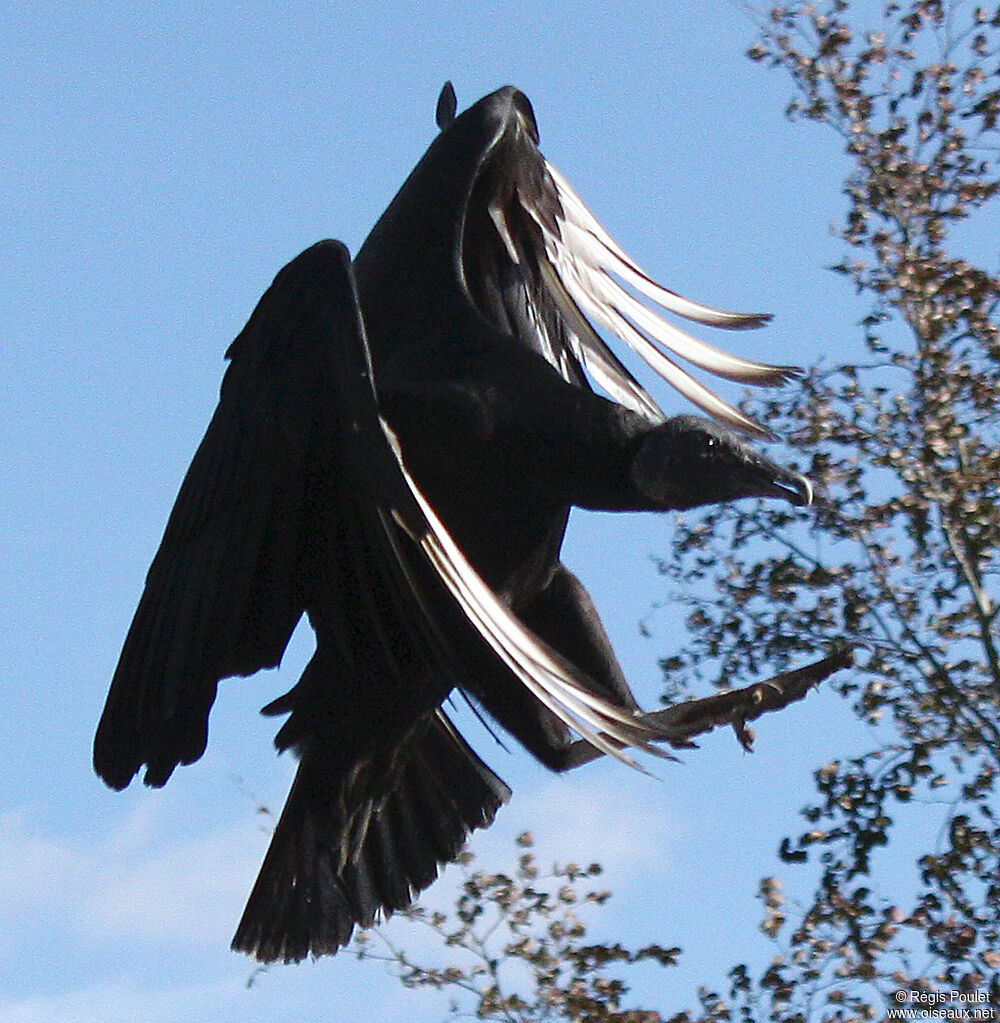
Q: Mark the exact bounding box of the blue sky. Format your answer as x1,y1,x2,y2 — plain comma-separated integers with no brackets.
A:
2,2,892,1020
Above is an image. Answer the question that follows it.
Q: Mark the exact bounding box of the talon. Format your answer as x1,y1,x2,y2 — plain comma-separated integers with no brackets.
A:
733,717,755,752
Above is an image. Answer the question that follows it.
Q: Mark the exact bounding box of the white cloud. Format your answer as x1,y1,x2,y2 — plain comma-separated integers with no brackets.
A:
0,795,270,954
0,795,448,1023
515,770,678,873
80,812,267,946
0,749,683,1023
0,977,244,1023
0,810,77,916
463,762,680,890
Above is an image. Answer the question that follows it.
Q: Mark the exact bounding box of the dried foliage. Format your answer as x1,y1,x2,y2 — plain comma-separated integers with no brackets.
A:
663,0,1000,1017
356,2,1000,1019
355,832,677,1022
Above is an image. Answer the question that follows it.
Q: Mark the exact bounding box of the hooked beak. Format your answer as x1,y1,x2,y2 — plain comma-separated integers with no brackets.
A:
756,459,813,507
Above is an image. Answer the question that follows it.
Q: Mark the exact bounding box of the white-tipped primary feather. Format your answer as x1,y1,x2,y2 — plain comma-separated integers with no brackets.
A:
383,418,665,769
535,252,665,422
544,161,774,331
557,218,795,384
545,242,775,438
523,160,801,436
489,203,522,266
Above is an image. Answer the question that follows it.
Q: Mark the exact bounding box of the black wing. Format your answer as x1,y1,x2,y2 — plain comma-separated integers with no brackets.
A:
95,242,360,789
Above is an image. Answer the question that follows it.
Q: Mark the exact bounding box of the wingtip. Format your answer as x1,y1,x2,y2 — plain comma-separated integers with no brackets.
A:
725,311,773,331
797,473,815,508
93,759,136,793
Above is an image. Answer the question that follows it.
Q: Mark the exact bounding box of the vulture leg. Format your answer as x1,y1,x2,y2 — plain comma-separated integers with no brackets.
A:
472,563,639,773
519,564,636,711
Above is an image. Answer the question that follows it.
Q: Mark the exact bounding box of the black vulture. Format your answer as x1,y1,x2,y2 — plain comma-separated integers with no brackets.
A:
94,84,812,963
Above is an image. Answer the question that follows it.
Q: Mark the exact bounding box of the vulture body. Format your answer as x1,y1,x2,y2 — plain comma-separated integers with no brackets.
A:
94,86,811,962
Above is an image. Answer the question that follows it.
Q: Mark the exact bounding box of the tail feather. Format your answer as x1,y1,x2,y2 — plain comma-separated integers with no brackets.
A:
231,710,509,963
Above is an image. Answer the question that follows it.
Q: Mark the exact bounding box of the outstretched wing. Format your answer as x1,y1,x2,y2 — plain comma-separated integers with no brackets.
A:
95,241,365,788
95,240,661,792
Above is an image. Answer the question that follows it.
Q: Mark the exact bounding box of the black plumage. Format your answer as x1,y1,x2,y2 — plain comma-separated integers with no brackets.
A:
94,85,811,963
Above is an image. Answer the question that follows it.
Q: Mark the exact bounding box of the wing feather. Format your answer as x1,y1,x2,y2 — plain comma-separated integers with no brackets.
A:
459,105,801,435
94,243,354,788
